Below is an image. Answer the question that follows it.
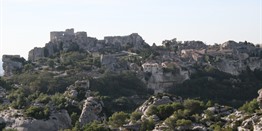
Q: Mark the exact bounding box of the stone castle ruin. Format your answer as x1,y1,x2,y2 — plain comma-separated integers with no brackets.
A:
28,28,147,62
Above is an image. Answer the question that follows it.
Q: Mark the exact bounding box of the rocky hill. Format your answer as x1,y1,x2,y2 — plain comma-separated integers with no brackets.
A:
1,28,262,131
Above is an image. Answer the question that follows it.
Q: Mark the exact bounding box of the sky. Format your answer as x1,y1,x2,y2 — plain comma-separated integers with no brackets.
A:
0,0,262,75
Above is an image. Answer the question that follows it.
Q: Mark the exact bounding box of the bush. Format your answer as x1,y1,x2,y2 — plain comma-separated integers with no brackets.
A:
239,99,259,113
140,118,155,131
90,72,153,114
0,77,12,90
70,112,79,126
146,105,158,116
176,119,192,126
25,106,50,119
35,93,51,104
109,111,129,127
168,69,262,108
82,121,109,131
50,93,67,109
157,104,175,120
7,88,29,109
183,99,205,115
130,111,142,122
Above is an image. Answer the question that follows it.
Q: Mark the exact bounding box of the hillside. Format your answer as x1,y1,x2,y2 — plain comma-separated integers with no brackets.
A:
0,28,262,131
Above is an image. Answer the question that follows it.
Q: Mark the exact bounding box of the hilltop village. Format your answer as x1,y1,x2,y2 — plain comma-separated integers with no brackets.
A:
1,29,262,131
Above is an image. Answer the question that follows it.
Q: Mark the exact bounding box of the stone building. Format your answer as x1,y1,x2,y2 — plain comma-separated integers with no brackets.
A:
142,63,161,74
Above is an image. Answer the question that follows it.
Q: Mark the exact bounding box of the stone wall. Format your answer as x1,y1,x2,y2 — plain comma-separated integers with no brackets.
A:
28,47,45,61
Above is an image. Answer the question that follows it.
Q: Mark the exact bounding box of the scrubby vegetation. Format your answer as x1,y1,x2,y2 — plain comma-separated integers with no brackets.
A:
90,72,153,114
1,40,262,131
169,67,262,107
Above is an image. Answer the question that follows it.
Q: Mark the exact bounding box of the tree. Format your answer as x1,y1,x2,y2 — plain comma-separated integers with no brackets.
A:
109,111,129,127
82,121,109,131
130,111,142,122
183,99,205,115
239,99,259,113
70,112,79,126
146,105,158,116
140,118,155,131
157,104,175,120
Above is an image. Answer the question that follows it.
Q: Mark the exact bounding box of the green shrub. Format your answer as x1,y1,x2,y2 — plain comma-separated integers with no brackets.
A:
239,99,259,113
109,111,129,127
139,118,155,131
130,111,142,122
146,105,158,116
82,121,109,131
35,93,51,104
183,99,205,115
50,93,67,109
157,104,175,120
176,119,192,126
25,106,50,119
70,112,79,126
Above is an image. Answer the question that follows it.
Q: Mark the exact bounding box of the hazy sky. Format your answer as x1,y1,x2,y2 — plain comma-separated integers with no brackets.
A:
0,0,262,75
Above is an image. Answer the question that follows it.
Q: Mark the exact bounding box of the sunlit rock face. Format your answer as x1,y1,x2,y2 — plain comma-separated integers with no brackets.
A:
257,89,262,110
0,109,71,131
79,97,104,126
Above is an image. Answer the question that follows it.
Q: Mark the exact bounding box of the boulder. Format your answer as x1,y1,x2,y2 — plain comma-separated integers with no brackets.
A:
0,109,71,131
79,97,104,126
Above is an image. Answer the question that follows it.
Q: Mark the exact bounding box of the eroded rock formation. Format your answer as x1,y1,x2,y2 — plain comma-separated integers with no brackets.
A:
79,97,104,126
0,109,71,131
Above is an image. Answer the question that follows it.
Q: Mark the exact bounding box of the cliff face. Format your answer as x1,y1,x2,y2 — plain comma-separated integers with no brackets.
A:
210,41,262,75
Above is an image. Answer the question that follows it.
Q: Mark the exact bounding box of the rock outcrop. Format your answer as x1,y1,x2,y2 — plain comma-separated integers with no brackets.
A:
64,80,90,103
257,89,262,109
137,95,182,120
79,97,104,126
104,33,147,50
2,55,25,77
0,108,71,131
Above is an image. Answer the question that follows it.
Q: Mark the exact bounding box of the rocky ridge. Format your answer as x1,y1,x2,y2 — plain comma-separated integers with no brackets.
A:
121,91,262,131
1,29,262,130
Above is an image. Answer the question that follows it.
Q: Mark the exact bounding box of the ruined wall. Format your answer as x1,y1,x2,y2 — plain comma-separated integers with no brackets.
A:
2,55,24,76
28,47,45,61
29,28,149,61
